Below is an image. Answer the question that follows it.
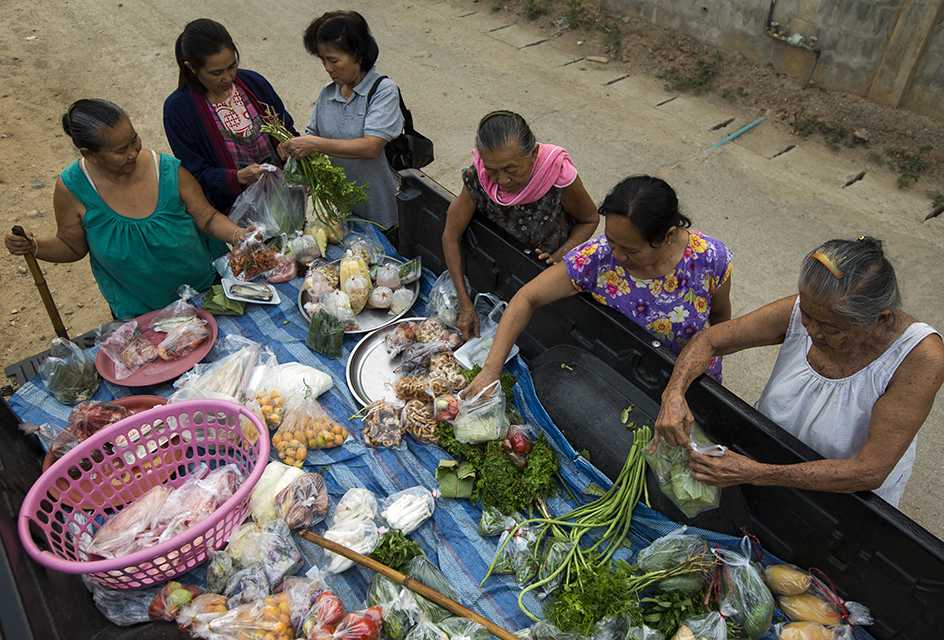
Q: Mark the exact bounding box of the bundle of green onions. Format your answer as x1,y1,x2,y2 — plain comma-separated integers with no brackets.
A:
483,425,711,624
260,109,367,225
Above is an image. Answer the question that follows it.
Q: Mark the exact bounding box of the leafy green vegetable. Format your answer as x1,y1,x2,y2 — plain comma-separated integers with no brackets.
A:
203,285,246,316
261,112,367,224
435,422,485,468
369,530,424,572
546,559,643,635
641,589,709,638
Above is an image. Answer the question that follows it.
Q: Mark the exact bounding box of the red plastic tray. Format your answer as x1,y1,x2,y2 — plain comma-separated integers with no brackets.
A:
95,309,218,388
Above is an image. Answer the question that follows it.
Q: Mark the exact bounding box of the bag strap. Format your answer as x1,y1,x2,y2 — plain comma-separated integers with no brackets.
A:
366,74,416,133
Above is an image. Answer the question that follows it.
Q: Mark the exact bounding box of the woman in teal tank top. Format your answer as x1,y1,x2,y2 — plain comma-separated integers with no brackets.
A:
4,99,248,320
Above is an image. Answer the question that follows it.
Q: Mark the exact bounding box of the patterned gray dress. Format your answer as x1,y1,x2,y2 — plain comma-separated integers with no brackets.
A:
462,166,574,254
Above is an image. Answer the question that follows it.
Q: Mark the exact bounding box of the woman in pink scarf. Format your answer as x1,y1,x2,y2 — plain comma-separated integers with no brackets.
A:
442,110,599,339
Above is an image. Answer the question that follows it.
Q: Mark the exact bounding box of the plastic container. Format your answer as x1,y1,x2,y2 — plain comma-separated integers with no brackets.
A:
17,399,269,589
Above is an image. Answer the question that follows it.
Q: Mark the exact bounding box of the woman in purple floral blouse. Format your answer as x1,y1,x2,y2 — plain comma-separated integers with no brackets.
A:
467,175,733,395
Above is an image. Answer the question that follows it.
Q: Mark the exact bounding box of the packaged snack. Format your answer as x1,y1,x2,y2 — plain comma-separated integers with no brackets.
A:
393,376,431,402
363,401,404,448
309,258,341,289
385,321,417,357
276,472,330,530
396,341,451,376
148,581,203,621
267,254,298,284
99,321,159,380
339,249,371,287
289,230,323,264
367,286,394,309
343,233,384,265
375,263,401,289
229,228,280,280
343,274,371,315
398,257,422,285
402,399,439,444
414,318,451,343
250,461,305,525
305,264,338,303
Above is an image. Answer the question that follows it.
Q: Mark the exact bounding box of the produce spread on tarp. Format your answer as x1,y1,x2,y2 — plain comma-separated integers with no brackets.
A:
11,201,876,639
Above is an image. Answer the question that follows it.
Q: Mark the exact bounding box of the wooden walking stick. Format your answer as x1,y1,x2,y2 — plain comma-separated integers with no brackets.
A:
11,226,69,340
299,530,518,640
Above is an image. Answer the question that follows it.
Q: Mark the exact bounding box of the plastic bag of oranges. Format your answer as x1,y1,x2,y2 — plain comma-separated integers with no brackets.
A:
273,399,349,467
256,389,286,429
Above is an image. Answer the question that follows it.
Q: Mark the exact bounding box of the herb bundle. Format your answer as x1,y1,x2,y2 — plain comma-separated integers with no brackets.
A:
370,530,424,572
260,110,367,225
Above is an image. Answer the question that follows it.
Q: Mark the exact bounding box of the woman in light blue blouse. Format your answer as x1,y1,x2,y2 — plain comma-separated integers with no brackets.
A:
279,11,404,228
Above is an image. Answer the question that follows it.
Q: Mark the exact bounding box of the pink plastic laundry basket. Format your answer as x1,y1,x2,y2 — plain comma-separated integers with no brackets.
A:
17,399,270,589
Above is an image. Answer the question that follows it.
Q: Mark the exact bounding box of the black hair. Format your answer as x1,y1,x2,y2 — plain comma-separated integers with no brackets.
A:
475,110,537,155
60,99,127,152
599,176,692,246
175,19,239,91
303,11,379,73
800,236,901,325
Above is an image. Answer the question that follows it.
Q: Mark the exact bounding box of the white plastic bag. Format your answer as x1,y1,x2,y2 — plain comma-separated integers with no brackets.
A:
453,293,519,369
375,263,401,289
249,461,305,525
331,487,379,527
427,271,462,327
389,288,415,316
323,519,380,574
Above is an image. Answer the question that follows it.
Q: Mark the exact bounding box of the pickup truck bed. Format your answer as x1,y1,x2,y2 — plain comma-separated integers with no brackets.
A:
395,169,944,639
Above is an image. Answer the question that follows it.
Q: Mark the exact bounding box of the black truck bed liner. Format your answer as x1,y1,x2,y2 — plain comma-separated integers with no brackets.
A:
396,169,944,639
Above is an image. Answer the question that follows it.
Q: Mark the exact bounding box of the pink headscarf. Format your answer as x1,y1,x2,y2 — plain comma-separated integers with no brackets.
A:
472,143,577,207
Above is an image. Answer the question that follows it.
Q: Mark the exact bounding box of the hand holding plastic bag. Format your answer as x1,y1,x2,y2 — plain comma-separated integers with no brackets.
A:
644,425,721,519
229,167,306,238
453,380,509,444
428,271,463,328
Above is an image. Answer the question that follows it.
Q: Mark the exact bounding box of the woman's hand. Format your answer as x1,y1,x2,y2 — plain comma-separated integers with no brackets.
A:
689,449,761,488
463,364,500,401
237,163,266,185
653,389,695,448
536,249,563,265
5,230,36,256
278,136,320,160
457,303,480,341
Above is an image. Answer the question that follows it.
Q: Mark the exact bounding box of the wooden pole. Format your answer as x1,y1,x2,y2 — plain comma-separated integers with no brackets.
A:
299,530,518,640
11,226,69,340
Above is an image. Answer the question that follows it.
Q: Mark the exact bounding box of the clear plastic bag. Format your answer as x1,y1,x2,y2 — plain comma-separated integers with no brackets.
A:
636,527,711,593
170,337,262,403
20,422,77,461
428,271,462,328
273,397,349,466
309,258,341,289
304,263,338,303
773,622,854,640
714,538,775,640
83,484,172,558
207,548,236,593
289,230,323,263
363,400,404,448
85,577,161,626
150,284,200,328
479,506,517,537
406,556,458,624
385,321,418,357
148,581,204,621
99,320,159,380
321,606,384,640
367,574,422,640
399,257,422,285
221,520,303,589
375,263,401,289
175,593,228,634
308,308,346,358
537,538,573,597
591,616,638,640
763,564,813,597
155,316,209,361
343,274,371,316
644,425,721,519
343,233,384,265
276,471,330,530
453,293,512,369
439,617,491,640
402,399,440,444
324,519,381,574
673,612,727,640
229,167,306,239
396,340,452,376
626,625,665,640
405,621,449,640
381,486,436,534
431,391,459,423
278,574,329,631
250,461,304,524
227,227,281,280
390,288,415,316
414,318,451,343
502,423,535,468
199,593,295,640
517,621,586,640
67,400,131,440
266,253,298,284
224,563,271,608
331,487,379,526
301,590,347,638
494,525,539,585
152,464,242,544
367,286,394,310
453,380,509,444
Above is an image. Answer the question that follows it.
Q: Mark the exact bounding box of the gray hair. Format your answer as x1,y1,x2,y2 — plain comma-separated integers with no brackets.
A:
799,236,901,325
61,99,127,152
475,110,537,155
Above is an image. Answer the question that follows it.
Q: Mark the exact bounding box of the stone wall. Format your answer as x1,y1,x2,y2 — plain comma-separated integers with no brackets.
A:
600,0,944,119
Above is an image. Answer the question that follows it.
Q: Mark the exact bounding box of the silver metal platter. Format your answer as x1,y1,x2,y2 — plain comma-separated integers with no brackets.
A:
297,256,420,334
346,317,425,407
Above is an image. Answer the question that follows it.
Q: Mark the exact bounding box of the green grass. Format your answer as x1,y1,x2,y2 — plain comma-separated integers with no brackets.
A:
658,52,722,94
524,0,548,19
885,146,931,188
791,114,852,149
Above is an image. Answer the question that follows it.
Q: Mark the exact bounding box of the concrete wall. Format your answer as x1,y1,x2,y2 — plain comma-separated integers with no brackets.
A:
599,0,944,119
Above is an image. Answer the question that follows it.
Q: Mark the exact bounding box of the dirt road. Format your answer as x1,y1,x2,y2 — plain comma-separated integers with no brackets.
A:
1,0,942,536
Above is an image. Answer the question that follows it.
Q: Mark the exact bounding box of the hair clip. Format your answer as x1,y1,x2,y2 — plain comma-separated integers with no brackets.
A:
479,110,516,126
857,235,866,241
811,250,843,279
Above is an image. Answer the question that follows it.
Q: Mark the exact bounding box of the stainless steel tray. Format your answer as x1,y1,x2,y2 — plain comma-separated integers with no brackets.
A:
297,256,420,334
346,317,426,407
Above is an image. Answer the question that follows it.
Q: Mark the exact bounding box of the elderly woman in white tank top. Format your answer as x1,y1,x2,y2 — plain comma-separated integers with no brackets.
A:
653,236,944,507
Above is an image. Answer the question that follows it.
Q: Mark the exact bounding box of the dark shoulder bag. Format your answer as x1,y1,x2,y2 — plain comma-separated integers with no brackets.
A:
367,75,434,171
